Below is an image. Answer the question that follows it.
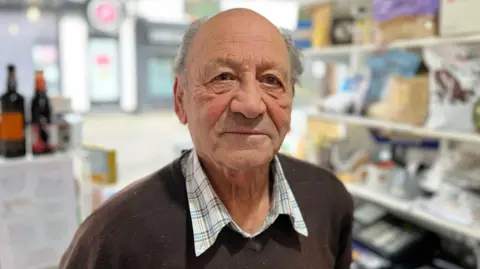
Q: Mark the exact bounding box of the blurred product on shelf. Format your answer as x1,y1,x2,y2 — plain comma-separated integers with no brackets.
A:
417,183,480,226
372,0,439,24
372,0,438,43
279,110,309,159
294,20,313,50
311,3,332,47
316,49,422,115
330,16,354,45
318,69,368,113
439,0,480,36
376,15,436,43
56,113,72,152
311,44,480,136
423,149,480,192
50,96,78,152
0,64,26,158
31,70,57,155
83,145,117,185
351,3,375,45
329,126,375,172
362,50,421,109
367,75,429,126
423,45,480,133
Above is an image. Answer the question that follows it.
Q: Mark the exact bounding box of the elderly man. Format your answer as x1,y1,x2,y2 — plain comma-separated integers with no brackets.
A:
60,8,353,269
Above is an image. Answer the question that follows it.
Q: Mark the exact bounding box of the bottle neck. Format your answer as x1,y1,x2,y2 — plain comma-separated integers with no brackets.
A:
34,89,46,95
7,77,16,92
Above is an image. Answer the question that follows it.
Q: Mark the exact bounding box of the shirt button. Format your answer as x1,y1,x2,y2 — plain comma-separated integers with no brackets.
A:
247,239,263,252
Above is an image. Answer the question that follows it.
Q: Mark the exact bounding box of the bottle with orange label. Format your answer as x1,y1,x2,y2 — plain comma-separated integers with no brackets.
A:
31,70,57,155
0,64,26,158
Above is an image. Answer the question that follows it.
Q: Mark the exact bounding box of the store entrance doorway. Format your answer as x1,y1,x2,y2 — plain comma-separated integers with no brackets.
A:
137,48,176,111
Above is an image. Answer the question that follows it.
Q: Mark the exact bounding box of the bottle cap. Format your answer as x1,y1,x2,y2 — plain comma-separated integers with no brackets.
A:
35,71,46,92
6,64,16,91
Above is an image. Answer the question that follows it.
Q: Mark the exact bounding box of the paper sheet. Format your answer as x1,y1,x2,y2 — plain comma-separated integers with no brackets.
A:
0,154,78,269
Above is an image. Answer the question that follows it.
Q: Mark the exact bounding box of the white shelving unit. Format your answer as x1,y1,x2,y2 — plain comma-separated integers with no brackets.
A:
302,32,480,268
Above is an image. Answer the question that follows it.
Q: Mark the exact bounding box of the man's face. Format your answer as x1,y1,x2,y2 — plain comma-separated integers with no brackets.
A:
175,12,293,171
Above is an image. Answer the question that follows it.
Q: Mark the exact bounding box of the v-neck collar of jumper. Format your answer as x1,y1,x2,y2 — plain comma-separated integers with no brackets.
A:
181,149,308,257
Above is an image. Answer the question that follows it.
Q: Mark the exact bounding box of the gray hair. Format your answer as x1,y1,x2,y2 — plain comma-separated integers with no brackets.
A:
173,17,304,86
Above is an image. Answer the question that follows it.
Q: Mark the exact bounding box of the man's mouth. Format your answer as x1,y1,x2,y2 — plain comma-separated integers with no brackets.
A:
224,131,267,136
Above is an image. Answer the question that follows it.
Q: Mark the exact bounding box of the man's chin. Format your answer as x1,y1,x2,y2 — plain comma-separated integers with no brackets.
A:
220,149,275,170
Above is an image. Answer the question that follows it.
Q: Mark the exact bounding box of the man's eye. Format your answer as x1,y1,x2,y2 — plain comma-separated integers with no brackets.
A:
261,75,281,86
214,73,235,81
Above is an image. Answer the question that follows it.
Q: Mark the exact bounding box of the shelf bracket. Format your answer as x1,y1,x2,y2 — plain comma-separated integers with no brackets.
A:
474,241,480,269
465,238,480,269
439,139,451,156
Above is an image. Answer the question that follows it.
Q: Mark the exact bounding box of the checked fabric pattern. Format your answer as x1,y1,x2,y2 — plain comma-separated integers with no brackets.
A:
181,149,309,257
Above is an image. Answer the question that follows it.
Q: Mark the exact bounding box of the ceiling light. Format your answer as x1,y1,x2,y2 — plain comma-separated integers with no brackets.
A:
8,24,19,36
26,6,41,22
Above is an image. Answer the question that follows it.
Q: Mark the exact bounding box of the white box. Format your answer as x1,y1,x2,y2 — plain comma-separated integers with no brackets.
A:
439,0,480,36
0,154,78,269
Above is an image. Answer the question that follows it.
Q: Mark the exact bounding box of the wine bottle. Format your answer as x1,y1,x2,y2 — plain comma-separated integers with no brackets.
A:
0,101,3,156
0,64,26,158
31,70,57,155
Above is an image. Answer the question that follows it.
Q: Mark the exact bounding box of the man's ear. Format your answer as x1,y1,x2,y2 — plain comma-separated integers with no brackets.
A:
174,77,187,125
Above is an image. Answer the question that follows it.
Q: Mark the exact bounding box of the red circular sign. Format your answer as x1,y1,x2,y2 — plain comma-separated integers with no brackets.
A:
87,0,124,34
95,3,117,24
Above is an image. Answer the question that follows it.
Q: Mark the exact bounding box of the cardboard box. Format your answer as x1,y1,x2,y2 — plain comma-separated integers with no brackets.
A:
83,145,117,185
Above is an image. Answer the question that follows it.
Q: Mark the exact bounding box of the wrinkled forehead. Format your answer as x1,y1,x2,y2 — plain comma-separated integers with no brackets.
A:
189,21,290,74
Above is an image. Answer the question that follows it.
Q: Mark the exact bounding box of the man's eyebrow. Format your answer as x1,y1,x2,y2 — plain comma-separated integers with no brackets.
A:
259,59,289,80
205,57,290,79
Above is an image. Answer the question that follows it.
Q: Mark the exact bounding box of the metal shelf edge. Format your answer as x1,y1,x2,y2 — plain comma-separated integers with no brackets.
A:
308,112,480,143
345,183,480,241
302,35,480,58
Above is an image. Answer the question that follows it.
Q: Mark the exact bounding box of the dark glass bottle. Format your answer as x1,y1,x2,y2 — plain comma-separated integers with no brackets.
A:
0,64,26,158
31,70,56,155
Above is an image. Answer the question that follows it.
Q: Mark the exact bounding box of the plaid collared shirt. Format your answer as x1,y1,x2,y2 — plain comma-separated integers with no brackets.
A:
181,149,308,257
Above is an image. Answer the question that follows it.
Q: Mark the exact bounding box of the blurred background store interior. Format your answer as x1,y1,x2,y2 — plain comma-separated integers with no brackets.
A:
1,0,480,269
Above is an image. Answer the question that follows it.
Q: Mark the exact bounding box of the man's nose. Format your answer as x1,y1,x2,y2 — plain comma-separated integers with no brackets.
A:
230,81,266,119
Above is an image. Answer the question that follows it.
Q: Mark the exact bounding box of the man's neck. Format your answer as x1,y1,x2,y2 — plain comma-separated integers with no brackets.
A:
199,156,271,234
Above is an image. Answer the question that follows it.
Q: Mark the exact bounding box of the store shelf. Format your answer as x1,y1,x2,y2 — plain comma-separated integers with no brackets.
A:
309,112,480,143
344,183,480,241
410,207,480,241
303,34,480,58
345,183,411,212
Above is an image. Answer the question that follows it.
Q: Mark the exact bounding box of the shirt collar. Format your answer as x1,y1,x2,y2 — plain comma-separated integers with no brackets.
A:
182,149,308,257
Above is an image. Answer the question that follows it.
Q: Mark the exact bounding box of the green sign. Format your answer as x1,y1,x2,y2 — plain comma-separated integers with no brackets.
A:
186,2,220,18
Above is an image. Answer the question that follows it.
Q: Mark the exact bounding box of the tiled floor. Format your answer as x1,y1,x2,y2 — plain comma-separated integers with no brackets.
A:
82,112,192,189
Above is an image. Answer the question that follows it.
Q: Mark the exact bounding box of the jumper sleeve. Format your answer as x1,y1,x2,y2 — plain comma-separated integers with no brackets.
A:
335,192,354,269
59,218,117,269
